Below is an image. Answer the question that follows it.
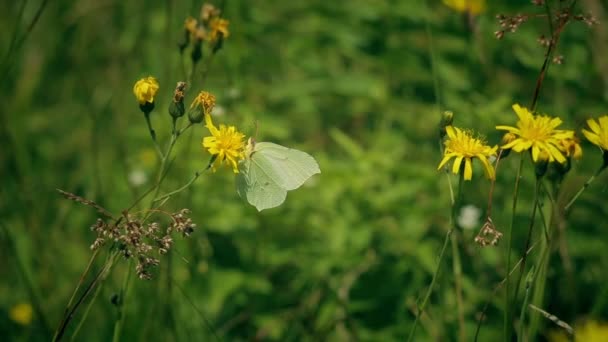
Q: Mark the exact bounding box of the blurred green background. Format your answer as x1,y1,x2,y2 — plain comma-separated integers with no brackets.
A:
2,0,608,340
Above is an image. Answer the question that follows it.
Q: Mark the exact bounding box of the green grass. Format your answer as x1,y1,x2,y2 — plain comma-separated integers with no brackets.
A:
2,1,608,341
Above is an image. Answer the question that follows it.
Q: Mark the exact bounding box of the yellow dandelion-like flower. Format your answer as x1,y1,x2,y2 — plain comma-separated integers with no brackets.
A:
202,114,245,173
437,126,498,181
184,16,198,35
496,104,573,164
208,18,230,42
9,303,33,326
190,91,216,114
443,0,485,15
133,76,159,105
582,115,608,151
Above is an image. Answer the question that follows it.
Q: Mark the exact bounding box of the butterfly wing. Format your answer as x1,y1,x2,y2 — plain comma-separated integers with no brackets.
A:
236,156,287,211
254,142,321,191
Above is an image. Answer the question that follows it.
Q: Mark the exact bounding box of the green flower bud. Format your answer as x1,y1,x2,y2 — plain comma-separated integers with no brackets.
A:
188,107,204,124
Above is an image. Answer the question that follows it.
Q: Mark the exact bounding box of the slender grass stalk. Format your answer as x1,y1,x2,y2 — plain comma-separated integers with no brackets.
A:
450,174,465,342
112,259,133,342
451,230,466,342
527,181,554,339
53,251,119,341
564,164,606,211
144,112,164,159
504,155,524,341
474,241,539,341
511,176,542,340
408,175,463,341
518,267,535,342
70,277,104,340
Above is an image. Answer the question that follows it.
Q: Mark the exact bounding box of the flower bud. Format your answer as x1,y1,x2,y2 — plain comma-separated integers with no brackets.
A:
133,76,159,109
169,82,187,118
187,107,204,124
439,111,454,138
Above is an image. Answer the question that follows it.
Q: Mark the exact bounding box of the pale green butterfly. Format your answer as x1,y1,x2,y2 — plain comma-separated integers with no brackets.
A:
236,138,321,211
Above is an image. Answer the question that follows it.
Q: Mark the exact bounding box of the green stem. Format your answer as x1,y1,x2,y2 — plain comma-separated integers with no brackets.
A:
474,240,539,341
451,231,465,342
147,124,193,213
512,177,542,337
408,175,463,341
112,259,133,342
144,112,163,159
518,267,535,342
70,272,106,340
53,251,119,341
154,169,205,202
564,164,606,211
504,155,524,341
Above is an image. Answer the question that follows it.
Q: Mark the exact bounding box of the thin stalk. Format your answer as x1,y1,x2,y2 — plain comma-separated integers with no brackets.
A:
511,177,542,332
112,259,134,342
451,231,466,342
518,267,535,342
504,155,524,341
147,123,193,214
564,164,606,211
53,251,119,341
70,273,106,340
408,175,463,341
451,174,465,342
61,250,100,322
474,241,539,341
144,112,163,159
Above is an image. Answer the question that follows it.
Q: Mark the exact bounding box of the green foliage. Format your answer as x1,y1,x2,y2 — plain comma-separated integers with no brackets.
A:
1,0,608,341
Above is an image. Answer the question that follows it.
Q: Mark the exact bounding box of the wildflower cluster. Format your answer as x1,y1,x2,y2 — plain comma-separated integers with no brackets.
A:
179,3,230,63
90,209,196,279
437,104,604,182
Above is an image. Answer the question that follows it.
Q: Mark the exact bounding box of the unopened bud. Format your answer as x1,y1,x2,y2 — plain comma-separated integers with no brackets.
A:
439,111,454,138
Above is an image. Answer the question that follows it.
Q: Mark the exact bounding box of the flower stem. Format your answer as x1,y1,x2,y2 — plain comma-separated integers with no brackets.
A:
112,258,133,342
518,267,535,342
504,155,524,342
512,177,542,339
451,230,466,342
564,164,606,212
408,175,463,341
144,112,163,159
53,251,119,341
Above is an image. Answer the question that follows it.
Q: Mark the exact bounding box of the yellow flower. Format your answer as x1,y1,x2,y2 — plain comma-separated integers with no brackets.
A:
443,0,485,15
582,115,608,151
9,303,33,326
202,114,245,173
185,16,198,37
190,91,216,114
549,320,608,342
437,126,498,181
133,77,159,105
496,104,574,164
209,18,230,42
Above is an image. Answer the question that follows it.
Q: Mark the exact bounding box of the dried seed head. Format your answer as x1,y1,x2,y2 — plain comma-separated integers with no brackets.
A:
475,218,503,247
87,208,197,280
